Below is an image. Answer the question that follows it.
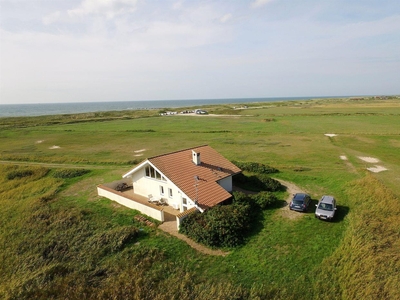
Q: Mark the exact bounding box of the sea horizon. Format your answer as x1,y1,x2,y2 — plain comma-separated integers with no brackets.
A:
0,95,360,118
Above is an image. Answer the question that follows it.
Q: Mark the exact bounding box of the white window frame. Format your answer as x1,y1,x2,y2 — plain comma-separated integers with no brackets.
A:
145,165,167,182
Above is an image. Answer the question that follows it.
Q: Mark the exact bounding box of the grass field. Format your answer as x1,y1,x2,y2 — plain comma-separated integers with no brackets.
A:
0,97,399,299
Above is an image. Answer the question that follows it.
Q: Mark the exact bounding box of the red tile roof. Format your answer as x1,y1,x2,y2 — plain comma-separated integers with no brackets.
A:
148,145,241,209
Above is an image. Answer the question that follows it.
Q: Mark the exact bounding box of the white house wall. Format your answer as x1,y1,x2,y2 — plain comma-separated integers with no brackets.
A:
125,161,230,213
218,176,233,192
127,164,195,212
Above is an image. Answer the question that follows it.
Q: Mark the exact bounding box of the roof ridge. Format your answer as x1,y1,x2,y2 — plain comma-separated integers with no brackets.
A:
148,144,209,160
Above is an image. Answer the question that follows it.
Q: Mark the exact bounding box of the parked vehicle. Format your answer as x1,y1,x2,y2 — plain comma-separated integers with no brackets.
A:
289,193,311,212
315,195,337,221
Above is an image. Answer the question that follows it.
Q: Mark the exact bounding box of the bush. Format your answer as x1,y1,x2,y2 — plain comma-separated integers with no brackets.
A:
258,174,283,192
52,169,90,179
233,173,282,192
232,161,279,174
251,191,279,209
6,169,33,180
232,191,278,210
232,191,252,205
179,204,251,248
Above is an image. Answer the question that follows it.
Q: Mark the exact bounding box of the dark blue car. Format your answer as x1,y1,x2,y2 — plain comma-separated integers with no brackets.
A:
289,193,311,212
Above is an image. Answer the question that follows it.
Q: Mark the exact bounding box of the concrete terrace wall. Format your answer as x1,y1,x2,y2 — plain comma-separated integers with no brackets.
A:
97,185,164,222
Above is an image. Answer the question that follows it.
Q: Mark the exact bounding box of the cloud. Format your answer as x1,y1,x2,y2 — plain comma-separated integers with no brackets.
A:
220,13,232,23
172,1,184,10
251,0,275,8
42,11,61,25
67,0,138,19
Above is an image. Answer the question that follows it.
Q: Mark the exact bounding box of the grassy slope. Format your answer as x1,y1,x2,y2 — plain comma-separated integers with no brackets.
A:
0,97,399,299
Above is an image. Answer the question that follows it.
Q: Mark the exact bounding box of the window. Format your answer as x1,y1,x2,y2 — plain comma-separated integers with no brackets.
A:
168,188,173,198
182,197,188,212
145,165,166,181
160,186,164,195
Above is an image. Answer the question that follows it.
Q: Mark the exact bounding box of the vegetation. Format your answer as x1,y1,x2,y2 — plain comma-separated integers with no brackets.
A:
232,161,279,174
0,97,399,299
233,173,282,192
179,189,279,248
6,168,35,180
233,191,279,210
52,168,91,178
179,204,252,248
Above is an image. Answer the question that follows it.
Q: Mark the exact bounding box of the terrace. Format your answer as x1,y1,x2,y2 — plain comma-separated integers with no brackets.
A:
97,180,183,225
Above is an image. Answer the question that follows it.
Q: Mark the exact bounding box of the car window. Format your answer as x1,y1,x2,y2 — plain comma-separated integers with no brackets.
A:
293,199,304,205
318,203,333,211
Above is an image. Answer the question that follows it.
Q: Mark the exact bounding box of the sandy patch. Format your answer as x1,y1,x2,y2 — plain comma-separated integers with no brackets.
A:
134,154,143,157
358,156,379,163
367,165,388,173
134,149,146,153
49,145,60,149
233,183,305,220
275,179,307,220
340,155,348,160
35,140,44,144
324,134,337,137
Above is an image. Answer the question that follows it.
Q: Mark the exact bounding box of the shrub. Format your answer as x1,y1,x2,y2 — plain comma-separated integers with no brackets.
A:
251,191,279,209
52,169,90,179
6,169,33,180
233,191,278,210
232,191,253,205
232,161,279,174
258,174,283,192
233,173,282,192
126,159,141,165
179,204,251,248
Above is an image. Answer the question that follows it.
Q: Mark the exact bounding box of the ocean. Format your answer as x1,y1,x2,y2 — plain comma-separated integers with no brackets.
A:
0,97,337,118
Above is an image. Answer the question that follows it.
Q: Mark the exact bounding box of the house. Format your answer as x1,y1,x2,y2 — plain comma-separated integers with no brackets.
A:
97,145,241,227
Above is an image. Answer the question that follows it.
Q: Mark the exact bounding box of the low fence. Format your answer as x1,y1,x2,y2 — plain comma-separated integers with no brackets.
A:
97,184,164,222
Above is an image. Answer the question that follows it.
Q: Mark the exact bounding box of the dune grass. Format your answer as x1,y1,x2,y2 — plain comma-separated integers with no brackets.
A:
0,97,399,299
313,174,400,300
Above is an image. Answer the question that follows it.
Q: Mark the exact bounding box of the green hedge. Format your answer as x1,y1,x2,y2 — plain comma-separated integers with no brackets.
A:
233,173,282,192
52,169,90,179
6,170,34,180
233,191,279,210
251,191,279,209
179,204,251,248
232,161,279,174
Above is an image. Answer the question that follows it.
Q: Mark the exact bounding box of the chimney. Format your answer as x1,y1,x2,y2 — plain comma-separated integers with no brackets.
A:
192,150,201,165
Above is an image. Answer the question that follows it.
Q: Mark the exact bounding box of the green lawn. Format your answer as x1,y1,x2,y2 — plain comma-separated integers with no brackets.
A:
0,97,399,299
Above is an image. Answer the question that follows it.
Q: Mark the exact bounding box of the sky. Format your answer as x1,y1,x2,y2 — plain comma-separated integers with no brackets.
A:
0,0,399,104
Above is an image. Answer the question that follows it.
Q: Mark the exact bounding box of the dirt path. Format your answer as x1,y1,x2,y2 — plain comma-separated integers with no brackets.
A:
158,221,229,256
274,179,307,220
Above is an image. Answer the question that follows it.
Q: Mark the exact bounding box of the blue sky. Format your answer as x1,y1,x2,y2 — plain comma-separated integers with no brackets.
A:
1,0,399,104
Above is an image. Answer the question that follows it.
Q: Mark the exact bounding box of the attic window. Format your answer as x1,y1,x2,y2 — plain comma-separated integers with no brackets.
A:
145,165,166,182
